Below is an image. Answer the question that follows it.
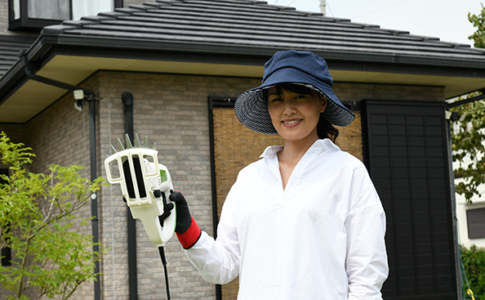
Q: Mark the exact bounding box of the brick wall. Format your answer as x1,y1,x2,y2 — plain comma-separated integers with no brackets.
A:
334,82,444,103
96,71,262,300
0,68,444,299
0,0,7,34
0,0,35,36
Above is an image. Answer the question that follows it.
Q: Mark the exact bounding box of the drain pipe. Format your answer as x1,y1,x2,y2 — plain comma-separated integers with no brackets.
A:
87,93,101,300
21,51,101,300
122,92,138,300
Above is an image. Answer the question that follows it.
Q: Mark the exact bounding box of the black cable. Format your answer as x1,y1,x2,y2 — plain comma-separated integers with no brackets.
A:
158,246,171,300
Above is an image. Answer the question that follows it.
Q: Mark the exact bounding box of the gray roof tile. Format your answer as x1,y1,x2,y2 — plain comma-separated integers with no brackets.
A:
40,0,485,63
0,36,36,78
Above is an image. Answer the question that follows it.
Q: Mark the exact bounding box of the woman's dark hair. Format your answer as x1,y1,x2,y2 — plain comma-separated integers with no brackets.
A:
264,83,339,142
317,114,339,143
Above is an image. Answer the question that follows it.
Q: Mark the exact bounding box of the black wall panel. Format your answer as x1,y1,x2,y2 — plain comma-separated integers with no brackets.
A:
362,100,457,300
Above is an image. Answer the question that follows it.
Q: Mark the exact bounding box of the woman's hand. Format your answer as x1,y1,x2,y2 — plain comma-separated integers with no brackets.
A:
169,190,202,249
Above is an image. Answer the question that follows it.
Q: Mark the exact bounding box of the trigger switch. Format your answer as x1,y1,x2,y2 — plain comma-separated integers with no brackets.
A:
153,190,162,198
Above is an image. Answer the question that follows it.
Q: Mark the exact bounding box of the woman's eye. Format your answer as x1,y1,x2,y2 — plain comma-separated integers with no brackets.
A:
295,94,307,99
270,97,282,103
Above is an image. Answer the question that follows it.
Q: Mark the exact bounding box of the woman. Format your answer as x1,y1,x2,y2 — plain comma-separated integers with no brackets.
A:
170,50,388,299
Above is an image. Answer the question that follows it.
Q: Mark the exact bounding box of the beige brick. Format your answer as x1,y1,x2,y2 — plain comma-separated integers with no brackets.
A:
0,69,445,300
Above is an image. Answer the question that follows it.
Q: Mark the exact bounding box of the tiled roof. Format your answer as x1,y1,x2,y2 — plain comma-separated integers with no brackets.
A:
44,0,485,64
0,36,36,78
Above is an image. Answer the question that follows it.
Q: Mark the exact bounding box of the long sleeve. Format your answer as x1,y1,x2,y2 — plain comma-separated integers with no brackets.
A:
183,185,241,285
346,165,389,300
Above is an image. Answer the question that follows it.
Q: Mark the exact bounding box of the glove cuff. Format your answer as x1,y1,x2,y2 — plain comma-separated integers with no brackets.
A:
176,216,201,249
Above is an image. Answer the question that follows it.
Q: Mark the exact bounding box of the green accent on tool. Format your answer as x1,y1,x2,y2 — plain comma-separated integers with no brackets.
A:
160,169,167,183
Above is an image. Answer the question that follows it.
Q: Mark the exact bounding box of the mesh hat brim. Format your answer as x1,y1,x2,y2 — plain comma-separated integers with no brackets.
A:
235,87,276,134
235,67,355,135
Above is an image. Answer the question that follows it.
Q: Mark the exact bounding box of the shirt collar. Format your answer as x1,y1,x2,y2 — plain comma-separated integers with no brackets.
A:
259,138,338,159
259,145,284,158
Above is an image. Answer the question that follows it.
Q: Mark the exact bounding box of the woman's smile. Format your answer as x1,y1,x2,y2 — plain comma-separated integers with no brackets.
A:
282,118,303,127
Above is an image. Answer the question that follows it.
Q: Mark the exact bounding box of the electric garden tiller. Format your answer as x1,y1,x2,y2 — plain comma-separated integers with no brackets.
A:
104,134,175,299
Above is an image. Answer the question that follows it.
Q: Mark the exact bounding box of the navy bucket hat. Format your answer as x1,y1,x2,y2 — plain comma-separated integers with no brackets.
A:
235,50,355,135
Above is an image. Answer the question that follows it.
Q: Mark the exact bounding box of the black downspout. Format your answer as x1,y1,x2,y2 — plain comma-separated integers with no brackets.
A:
444,111,463,300
21,51,101,300
122,92,138,300
88,94,101,300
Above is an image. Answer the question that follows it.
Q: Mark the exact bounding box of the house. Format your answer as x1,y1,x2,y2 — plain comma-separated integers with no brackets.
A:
1,0,485,299
454,149,485,248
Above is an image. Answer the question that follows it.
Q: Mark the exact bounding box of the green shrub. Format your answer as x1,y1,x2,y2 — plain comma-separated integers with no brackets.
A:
0,132,104,299
461,244,485,300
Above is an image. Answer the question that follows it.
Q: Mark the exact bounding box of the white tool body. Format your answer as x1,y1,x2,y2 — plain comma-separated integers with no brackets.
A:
104,135,175,247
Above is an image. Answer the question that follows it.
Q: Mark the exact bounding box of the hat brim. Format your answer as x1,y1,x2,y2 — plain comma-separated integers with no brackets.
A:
235,67,355,135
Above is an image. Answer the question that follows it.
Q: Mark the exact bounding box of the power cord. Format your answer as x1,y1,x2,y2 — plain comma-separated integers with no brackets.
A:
158,246,171,300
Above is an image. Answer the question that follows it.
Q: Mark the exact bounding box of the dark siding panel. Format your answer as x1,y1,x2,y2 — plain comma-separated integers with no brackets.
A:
362,100,457,300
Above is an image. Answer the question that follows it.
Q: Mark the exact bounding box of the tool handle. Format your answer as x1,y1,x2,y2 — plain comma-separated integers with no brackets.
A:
159,190,176,245
130,189,175,247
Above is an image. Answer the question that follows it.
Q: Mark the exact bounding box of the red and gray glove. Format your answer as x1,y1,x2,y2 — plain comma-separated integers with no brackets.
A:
169,190,202,249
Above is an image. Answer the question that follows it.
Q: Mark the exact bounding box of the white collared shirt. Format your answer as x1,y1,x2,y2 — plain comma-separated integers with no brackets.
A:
185,139,388,299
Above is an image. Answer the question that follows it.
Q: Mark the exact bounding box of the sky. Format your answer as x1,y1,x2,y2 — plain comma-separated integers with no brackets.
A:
265,0,483,47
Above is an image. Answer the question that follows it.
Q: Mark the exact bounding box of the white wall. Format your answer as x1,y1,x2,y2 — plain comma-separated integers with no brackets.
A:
454,160,485,249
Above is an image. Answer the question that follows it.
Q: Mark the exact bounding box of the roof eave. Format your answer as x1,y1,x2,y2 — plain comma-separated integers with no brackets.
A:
38,27,485,70
2,31,485,109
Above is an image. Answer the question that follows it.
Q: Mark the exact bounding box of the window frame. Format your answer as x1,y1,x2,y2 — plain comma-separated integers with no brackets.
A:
8,0,124,32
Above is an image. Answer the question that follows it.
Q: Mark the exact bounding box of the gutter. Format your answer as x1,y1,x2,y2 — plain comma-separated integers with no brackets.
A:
446,91,485,108
20,51,102,300
39,28,485,70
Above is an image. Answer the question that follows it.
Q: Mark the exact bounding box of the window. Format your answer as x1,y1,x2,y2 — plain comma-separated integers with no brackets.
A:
9,0,123,32
467,208,485,239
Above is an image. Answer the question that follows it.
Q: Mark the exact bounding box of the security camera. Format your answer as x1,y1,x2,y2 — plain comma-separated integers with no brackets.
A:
74,100,83,112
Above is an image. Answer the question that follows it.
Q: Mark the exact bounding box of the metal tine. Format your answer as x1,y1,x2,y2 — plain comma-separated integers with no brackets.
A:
117,138,125,151
143,136,149,148
134,133,141,147
110,144,117,154
125,134,133,149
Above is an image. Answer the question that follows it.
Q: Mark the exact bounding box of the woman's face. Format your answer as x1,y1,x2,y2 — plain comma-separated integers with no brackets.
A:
267,85,327,143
